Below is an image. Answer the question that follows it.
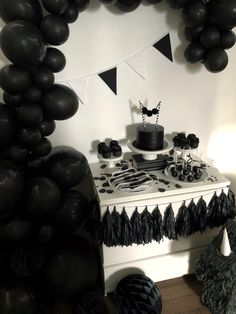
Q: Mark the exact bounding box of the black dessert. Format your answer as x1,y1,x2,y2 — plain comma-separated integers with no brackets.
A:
136,123,164,151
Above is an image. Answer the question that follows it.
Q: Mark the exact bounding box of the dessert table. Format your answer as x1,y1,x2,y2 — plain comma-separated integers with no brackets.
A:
89,154,230,294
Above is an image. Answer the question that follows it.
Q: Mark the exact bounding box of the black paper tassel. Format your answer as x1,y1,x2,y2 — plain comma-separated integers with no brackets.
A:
187,199,197,234
175,202,193,237
207,192,223,228
152,205,163,243
228,189,236,219
219,190,232,223
102,207,116,247
195,197,207,233
163,204,177,240
120,208,133,246
141,207,153,244
130,207,143,245
111,207,122,246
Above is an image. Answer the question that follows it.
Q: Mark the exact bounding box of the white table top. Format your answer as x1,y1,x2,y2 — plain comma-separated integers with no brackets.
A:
89,154,230,207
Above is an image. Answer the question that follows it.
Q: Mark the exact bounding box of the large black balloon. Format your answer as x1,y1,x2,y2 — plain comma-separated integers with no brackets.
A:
24,86,42,102
24,177,60,217
75,0,90,12
0,288,36,314
62,0,79,23
185,25,204,42
0,160,24,220
42,0,68,14
3,93,23,107
209,0,236,30
0,218,32,245
46,239,98,296
116,0,142,12
185,42,205,63
32,66,55,90
182,0,208,27
167,0,188,9
204,48,229,73
0,0,43,25
42,84,79,120
40,15,70,46
0,65,31,94
39,119,56,136
55,190,88,232
1,144,28,164
45,148,89,188
0,21,46,68
19,127,42,147
220,30,236,49
31,138,52,157
200,26,220,49
43,48,66,73
0,105,17,148
18,102,43,127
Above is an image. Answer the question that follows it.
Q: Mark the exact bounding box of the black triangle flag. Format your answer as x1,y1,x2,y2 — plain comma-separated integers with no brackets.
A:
98,67,117,95
153,33,173,62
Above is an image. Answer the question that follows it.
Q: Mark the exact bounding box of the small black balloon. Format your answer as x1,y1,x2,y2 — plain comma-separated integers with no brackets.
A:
185,42,205,63
0,288,36,314
167,0,188,9
0,218,32,245
0,20,46,67
42,0,68,14
1,144,28,164
24,86,42,102
40,15,70,46
39,119,56,136
3,92,23,107
204,48,229,73
31,138,52,157
24,177,60,217
42,84,79,120
185,25,204,42
45,148,89,188
182,0,208,27
209,0,236,30
0,104,17,148
18,102,43,127
0,0,43,25
32,66,55,90
200,26,220,49
62,0,79,23
220,30,236,49
25,157,45,173
0,160,24,220
55,190,88,232
75,0,90,12
0,65,31,94
43,48,66,73
116,0,142,12
19,127,42,147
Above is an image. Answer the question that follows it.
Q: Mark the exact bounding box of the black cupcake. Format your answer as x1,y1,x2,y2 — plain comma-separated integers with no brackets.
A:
102,147,112,158
112,145,122,157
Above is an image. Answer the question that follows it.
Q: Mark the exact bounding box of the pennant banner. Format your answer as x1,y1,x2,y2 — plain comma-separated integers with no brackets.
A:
98,67,117,95
153,33,173,62
126,53,146,80
67,77,88,105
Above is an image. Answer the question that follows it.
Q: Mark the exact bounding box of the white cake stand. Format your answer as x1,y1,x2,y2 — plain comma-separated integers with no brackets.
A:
127,137,173,160
97,153,124,168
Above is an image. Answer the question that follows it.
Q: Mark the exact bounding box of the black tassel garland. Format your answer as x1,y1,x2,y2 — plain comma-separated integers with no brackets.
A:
163,204,177,240
130,207,143,245
195,197,207,233
102,207,116,247
120,208,133,246
111,207,122,246
152,205,163,243
188,200,197,234
207,192,222,228
228,189,236,219
175,202,193,237
141,207,153,244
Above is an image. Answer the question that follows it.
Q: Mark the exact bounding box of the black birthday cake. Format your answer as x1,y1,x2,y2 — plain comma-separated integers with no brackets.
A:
135,123,164,151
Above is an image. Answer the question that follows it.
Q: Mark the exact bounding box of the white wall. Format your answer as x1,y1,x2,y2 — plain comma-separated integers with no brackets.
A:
0,0,236,191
